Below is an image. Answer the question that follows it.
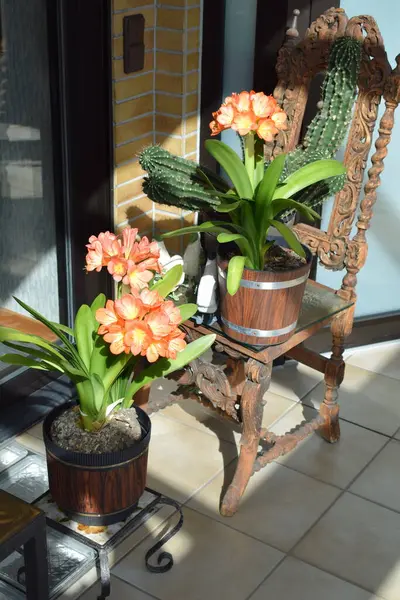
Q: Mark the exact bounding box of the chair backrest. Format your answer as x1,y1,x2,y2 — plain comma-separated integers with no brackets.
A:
265,7,400,304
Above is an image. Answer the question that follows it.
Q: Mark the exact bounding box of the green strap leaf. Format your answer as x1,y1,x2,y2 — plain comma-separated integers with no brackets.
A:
178,303,198,322
90,294,106,329
214,200,242,213
50,322,75,337
255,153,286,221
74,305,95,371
0,327,64,360
151,265,183,297
91,373,106,412
271,198,320,221
0,354,55,371
205,139,254,199
268,219,306,259
274,160,346,200
227,255,246,296
123,334,216,408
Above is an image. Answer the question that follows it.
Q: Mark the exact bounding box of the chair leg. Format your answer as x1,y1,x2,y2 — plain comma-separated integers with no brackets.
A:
319,313,349,444
24,517,49,600
220,359,272,517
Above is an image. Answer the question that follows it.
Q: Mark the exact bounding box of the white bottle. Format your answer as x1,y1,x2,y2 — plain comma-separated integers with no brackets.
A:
196,257,218,313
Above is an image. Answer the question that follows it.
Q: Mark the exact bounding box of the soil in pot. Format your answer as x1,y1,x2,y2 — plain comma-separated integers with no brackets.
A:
50,407,142,454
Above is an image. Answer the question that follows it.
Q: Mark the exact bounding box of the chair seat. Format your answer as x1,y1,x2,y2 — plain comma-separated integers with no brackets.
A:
0,490,41,547
185,280,354,364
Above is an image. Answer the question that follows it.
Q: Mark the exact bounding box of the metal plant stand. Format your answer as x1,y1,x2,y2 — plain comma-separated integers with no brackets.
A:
0,443,183,600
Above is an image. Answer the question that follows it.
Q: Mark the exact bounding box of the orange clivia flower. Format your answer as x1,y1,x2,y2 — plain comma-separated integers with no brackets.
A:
114,294,144,321
123,261,155,291
107,256,128,282
165,328,186,359
85,241,103,272
96,300,123,335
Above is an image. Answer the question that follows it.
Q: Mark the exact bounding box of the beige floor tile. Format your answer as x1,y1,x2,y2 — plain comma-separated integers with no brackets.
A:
270,404,388,488
113,507,283,600
347,343,400,381
187,461,340,552
16,432,45,454
26,421,44,439
303,364,400,436
350,440,400,511
160,392,296,445
146,414,237,503
269,361,323,402
77,576,156,600
250,557,380,600
294,493,400,600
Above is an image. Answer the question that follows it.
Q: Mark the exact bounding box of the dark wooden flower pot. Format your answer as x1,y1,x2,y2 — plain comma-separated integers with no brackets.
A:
217,243,312,346
43,402,151,525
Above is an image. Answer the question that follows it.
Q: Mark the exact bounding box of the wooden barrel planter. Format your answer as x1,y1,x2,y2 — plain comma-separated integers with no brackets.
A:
217,243,312,346
43,402,151,526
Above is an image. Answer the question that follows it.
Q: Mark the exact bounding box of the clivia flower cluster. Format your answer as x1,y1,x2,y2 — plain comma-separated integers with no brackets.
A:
209,90,287,141
85,227,161,291
85,226,186,362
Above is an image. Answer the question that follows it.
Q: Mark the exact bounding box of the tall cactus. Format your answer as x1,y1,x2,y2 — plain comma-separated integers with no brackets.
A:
280,36,362,213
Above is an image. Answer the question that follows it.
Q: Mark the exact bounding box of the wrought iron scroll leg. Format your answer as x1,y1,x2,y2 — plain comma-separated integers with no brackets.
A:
220,359,272,517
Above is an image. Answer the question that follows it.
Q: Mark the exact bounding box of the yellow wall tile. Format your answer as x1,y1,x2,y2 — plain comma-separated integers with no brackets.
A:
115,159,146,186
157,0,185,6
113,37,123,58
155,114,182,136
123,213,153,234
116,178,146,204
114,0,154,9
155,134,183,155
154,203,182,216
185,152,197,161
184,134,197,155
186,71,198,94
116,195,153,224
186,0,200,6
115,115,153,145
157,29,184,52
186,28,199,51
187,7,200,28
113,52,153,80
185,93,198,113
186,51,199,71
115,134,153,165
157,8,185,30
161,236,182,255
113,8,155,35
114,94,154,123
115,72,153,101
156,73,183,95
185,114,198,134
156,52,183,74
156,93,183,115
154,213,183,232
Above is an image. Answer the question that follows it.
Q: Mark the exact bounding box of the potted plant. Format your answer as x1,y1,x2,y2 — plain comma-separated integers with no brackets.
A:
0,227,215,524
155,91,346,345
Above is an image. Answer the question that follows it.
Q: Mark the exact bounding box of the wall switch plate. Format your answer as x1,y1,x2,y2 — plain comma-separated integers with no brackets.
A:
123,14,145,74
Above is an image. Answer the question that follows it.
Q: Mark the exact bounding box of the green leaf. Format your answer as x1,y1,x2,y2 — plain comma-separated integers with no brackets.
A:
255,153,286,221
269,219,306,259
0,354,52,371
89,335,110,378
0,327,64,360
91,373,105,412
214,200,242,213
50,322,75,337
274,160,346,200
13,297,87,372
205,140,253,199
90,294,106,329
123,334,216,407
2,342,65,372
227,255,246,296
271,198,321,221
178,303,198,322
151,265,183,298
74,305,95,371
216,233,254,265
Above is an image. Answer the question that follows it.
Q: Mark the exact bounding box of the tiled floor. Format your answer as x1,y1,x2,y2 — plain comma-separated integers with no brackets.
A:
16,340,400,600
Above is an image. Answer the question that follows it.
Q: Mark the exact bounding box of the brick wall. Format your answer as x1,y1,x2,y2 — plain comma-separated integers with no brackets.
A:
112,0,202,254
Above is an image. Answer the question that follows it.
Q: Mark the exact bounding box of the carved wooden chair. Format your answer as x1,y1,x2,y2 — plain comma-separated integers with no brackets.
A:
141,8,400,516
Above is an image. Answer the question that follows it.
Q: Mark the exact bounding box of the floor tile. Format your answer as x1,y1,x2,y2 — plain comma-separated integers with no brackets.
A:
302,364,400,436
113,507,283,600
347,343,400,381
250,557,380,600
350,440,400,511
187,461,340,552
160,391,296,446
78,576,156,600
270,403,388,488
294,493,400,600
146,414,237,503
26,421,44,439
269,360,323,402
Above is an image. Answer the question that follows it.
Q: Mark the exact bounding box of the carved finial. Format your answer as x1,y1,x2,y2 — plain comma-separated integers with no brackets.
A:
286,9,300,42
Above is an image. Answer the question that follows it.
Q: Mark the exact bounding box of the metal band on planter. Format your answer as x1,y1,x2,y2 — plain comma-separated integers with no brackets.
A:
221,316,297,338
217,267,309,290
